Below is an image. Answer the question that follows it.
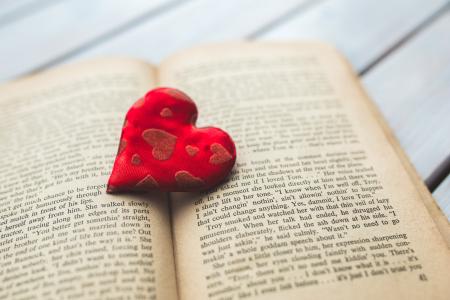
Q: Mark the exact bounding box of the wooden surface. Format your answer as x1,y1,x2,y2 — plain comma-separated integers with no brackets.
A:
1,0,449,218
435,174,450,219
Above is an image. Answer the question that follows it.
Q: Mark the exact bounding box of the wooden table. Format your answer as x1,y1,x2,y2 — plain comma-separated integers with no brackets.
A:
1,0,449,219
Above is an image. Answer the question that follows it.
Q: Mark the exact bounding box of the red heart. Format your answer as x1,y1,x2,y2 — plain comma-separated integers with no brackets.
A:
107,88,236,192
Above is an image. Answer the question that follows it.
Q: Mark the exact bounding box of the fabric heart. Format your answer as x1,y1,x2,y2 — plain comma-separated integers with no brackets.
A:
107,87,236,193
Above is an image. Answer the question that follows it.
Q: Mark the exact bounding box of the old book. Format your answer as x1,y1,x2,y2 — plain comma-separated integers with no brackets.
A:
0,42,448,300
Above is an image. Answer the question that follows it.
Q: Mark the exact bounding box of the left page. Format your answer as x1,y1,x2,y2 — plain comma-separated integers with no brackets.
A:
0,59,177,300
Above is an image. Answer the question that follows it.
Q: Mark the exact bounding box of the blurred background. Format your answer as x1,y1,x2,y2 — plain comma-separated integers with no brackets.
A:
1,0,449,216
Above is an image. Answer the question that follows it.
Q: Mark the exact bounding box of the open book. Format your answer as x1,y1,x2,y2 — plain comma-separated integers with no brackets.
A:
0,42,449,300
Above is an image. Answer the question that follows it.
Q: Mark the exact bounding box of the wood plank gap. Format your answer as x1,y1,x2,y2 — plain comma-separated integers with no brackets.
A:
359,1,450,76
24,0,187,77
247,0,327,39
426,154,450,191
0,0,63,27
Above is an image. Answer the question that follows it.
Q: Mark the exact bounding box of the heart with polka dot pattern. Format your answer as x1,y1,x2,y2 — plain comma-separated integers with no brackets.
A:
107,88,236,193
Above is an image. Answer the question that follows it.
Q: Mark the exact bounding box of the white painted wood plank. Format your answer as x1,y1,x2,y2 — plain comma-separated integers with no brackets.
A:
363,10,450,180
259,0,448,71
433,175,450,219
67,0,310,64
0,0,42,21
0,0,174,82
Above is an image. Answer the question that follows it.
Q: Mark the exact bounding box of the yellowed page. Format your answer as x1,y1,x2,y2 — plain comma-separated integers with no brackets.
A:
158,42,450,300
0,59,177,300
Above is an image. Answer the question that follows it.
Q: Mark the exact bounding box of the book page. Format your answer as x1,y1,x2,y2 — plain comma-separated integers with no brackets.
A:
158,42,450,300
0,59,177,300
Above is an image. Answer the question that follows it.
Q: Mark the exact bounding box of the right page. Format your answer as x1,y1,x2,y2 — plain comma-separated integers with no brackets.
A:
159,42,450,300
